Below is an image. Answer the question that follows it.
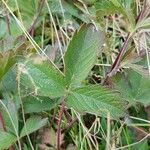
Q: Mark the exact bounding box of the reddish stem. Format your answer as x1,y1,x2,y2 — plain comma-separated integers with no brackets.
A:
0,112,6,131
108,33,132,77
28,0,45,35
104,1,149,84
57,101,65,150
5,11,11,35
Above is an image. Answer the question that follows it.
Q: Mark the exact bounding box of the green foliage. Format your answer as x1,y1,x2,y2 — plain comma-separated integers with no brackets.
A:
8,0,42,28
0,19,7,39
0,1,149,149
20,25,126,119
64,24,104,87
95,0,135,31
0,50,17,80
1,97,19,134
66,85,126,118
0,116,47,150
136,17,150,29
20,117,48,138
95,0,126,16
134,140,149,150
0,131,16,150
112,69,150,106
0,69,17,93
20,56,66,98
82,0,96,5
23,96,61,113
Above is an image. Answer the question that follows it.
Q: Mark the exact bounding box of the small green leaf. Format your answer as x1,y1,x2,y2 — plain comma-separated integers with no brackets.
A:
20,56,66,98
0,131,17,150
23,96,61,113
95,0,125,17
0,50,16,81
112,69,150,106
66,85,127,119
20,116,48,138
64,24,105,87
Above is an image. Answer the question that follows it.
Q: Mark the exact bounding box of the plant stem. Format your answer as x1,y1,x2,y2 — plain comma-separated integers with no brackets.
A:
64,109,72,122
0,112,6,131
57,101,65,150
108,33,132,77
136,0,150,23
62,117,78,133
104,1,150,84
5,11,11,35
103,33,132,85
28,0,45,35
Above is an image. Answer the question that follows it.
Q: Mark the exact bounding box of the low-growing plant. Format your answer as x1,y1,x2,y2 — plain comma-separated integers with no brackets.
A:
0,0,150,150
19,24,128,149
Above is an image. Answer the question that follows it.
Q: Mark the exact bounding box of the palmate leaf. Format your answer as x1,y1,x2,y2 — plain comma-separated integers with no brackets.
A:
64,24,105,87
112,69,150,106
20,56,66,98
20,117,48,138
66,85,127,119
23,96,61,113
0,131,17,150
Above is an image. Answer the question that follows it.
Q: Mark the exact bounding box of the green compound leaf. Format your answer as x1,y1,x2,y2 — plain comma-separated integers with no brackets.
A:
64,24,105,88
20,56,66,98
66,85,127,119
